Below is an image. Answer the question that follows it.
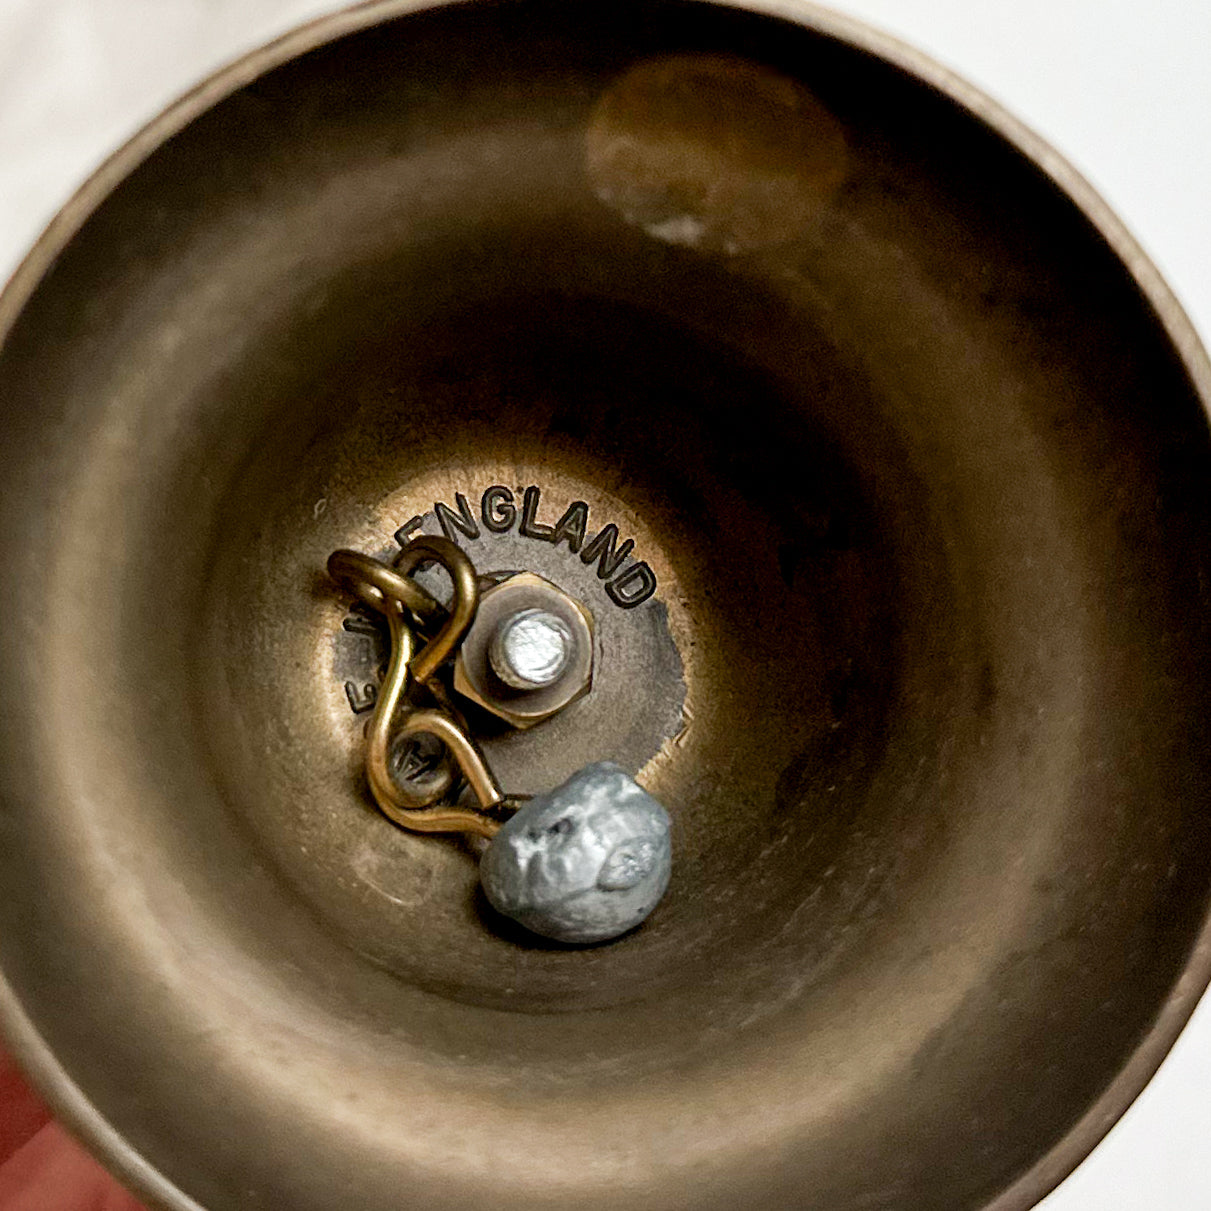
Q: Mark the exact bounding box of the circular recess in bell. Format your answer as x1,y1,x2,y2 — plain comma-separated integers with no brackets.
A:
2,4,1211,1211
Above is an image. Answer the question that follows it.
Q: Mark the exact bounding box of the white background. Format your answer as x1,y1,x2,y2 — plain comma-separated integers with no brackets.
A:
0,1,1207,1207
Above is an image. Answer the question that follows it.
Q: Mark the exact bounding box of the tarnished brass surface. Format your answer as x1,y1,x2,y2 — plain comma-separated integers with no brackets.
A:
2,3,1211,1211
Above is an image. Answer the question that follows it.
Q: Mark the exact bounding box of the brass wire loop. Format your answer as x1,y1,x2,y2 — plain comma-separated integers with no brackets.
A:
391,536,480,686
327,539,509,838
325,548,444,623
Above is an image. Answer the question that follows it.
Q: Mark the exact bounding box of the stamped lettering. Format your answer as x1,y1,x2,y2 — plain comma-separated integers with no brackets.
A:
580,523,634,581
481,486,517,533
344,680,378,713
434,492,480,543
550,501,589,553
395,484,657,609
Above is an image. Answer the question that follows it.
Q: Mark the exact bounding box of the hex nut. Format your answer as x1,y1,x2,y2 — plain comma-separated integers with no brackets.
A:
453,573,594,729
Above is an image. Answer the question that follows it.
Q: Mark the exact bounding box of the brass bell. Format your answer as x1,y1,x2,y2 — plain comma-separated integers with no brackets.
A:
0,2,1209,1210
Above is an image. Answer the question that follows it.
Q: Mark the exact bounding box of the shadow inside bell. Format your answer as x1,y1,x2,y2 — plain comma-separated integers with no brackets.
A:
470,882,577,951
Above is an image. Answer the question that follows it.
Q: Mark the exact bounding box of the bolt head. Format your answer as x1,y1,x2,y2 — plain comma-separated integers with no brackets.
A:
489,608,575,690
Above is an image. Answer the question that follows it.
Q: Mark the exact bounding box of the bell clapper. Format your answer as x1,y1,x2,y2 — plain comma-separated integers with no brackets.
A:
327,540,672,944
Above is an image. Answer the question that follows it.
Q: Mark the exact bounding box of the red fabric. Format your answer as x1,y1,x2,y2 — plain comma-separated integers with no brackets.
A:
0,1053,145,1211
0,1055,51,1163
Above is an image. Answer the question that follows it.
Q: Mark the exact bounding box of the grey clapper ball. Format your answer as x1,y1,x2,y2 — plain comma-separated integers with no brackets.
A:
480,762,672,944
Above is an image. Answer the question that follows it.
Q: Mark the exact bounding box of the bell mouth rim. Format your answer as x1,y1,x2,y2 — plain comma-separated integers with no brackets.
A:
1,3,1209,1211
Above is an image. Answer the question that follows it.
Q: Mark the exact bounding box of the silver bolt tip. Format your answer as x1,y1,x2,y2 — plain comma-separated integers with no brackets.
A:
489,608,574,690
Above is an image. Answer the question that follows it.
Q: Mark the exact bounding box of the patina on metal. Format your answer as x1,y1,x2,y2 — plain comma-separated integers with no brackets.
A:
2,2,1211,1211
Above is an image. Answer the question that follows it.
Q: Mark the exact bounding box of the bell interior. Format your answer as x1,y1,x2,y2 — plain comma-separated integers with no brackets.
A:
2,2,1211,1210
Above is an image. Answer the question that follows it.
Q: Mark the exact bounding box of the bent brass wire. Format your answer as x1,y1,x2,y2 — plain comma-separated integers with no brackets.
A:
391,536,480,686
391,708,507,838
326,548,443,623
328,540,508,837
